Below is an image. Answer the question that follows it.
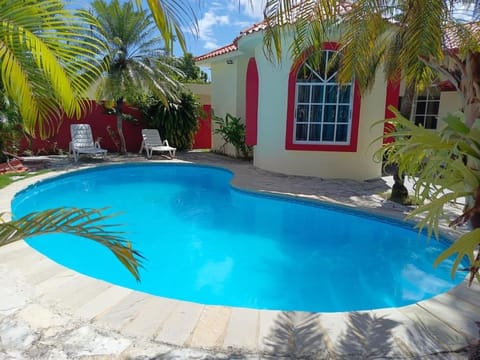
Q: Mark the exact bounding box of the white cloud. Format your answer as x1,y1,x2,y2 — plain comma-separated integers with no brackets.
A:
204,41,220,50
188,0,267,55
197,10,230,42
239,0,267,20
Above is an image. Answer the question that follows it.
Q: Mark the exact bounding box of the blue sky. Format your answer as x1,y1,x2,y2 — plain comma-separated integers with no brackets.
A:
179,0,266,57
72,0,265,57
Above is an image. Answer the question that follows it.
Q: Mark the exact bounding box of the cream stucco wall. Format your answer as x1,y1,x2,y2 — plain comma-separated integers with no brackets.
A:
185,83,211,106
437,91,462,128
250,40,385,180
210,60,241,156
201,31,463,180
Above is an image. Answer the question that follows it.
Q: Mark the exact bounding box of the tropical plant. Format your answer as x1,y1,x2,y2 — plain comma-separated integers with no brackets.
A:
176,53,209,83
136,91,200,150
0,93,24,162
0,0,107,138
263,1,480,200
139,0,198,55
0,208,143,281
0,0,142,280
261,0,480,280
91,0,184,153
214,113,252,159
376,109,480,284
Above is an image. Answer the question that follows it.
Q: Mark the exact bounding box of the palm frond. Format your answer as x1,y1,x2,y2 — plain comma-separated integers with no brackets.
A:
144,0,197,54
0,207,143,281
0,0,108,137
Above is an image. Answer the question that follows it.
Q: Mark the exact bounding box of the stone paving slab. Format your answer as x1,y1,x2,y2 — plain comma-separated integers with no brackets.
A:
0,152,477,359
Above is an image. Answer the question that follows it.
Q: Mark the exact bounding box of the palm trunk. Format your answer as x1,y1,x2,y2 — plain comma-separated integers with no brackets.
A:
389,83,415,203
115,97,127,154
461,51,480,128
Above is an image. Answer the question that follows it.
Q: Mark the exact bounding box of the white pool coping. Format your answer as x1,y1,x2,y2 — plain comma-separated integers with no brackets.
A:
1,154,478,358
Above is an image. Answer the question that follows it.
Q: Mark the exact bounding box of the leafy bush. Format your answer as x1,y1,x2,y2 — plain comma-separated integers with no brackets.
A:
376,108,480,285
213,113,252,159
135,92,200,151
0,95,24,162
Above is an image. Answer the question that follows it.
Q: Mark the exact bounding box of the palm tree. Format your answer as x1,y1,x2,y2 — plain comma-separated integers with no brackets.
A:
0,0,108,138
90,0,184,154
0,0,142,279
262,0,480,281
140,0,198,55
263,0,480,127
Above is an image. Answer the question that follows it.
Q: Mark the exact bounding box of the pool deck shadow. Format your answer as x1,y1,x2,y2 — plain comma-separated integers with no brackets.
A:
0,151,478,359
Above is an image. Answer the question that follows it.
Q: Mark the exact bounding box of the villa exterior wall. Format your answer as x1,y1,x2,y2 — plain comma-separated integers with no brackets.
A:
438,91,462,127
186,83,211,106
199,29,464,180
211,61,240,157
252,44,385,180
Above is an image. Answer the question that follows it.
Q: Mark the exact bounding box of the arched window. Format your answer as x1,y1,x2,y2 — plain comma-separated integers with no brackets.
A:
295,50,352,143
285,43,360,152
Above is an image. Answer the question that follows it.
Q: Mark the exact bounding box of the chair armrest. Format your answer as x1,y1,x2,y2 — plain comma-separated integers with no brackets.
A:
94,137,102,149
162,140,170,147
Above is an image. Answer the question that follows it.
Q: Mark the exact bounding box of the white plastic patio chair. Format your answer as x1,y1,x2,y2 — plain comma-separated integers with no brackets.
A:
139,129,176,159
69,124,107,162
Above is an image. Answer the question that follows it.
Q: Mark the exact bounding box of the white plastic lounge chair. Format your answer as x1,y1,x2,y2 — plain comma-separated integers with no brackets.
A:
69,124,107,162
139,129,176,159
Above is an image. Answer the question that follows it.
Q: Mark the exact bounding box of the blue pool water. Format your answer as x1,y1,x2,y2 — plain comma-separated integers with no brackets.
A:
12,163,464,312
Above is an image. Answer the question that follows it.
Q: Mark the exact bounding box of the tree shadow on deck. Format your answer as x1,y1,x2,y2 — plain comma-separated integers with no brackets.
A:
262,311,399,359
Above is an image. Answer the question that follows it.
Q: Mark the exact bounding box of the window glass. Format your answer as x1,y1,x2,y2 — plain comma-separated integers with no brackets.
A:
411,88,440,130
294,50,352,144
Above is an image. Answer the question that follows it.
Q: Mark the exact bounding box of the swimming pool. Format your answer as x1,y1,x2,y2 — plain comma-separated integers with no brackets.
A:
12,163,464,312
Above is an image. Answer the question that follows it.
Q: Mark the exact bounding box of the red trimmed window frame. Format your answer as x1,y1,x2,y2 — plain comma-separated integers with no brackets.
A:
285,42,361,152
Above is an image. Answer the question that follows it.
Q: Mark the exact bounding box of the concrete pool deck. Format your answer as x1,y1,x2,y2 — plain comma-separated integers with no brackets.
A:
0,152,479,359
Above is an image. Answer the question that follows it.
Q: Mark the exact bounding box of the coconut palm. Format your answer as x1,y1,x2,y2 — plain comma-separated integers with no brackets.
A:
262,0,480,281
140,0,198,55
263,0,480,127
0,0,108,138
91,0,185,154
0,0,142,279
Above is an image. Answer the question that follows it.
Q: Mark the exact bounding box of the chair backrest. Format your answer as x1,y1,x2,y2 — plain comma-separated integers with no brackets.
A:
142,129,163,147
71,124,95,149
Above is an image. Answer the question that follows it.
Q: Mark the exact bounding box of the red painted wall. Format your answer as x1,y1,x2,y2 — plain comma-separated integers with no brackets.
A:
20,101,144,155
383,78,401,144
245,57,259,146
20,100,212,155
192,104,212,149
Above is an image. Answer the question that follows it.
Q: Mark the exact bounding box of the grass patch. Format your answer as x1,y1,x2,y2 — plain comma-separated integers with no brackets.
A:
0,169,51,190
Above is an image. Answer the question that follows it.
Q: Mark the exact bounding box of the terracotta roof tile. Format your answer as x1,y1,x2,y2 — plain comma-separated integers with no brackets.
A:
442,21,480,49
194,43,238,62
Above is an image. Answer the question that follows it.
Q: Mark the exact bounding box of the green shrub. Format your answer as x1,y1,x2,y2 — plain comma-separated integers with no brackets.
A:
213,113,252,159
135,92,200,151
0,94,24,162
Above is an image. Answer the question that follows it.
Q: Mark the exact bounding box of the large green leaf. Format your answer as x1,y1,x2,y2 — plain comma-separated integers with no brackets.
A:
434,228,480,280
0,207,143,281
0,0,108,137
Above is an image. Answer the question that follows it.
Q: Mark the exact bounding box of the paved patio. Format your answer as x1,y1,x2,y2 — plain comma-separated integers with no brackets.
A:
0,152,478,359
